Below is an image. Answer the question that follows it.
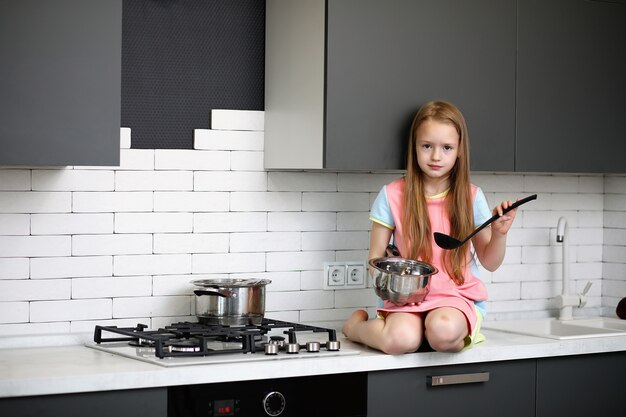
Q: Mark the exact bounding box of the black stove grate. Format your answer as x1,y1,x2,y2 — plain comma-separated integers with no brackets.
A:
94,318,338,359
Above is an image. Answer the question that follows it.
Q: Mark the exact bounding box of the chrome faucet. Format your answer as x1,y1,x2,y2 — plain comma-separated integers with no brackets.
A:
554,217,592,320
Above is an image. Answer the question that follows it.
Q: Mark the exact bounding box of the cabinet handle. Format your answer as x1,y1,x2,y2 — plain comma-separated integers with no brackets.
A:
427,371,490,386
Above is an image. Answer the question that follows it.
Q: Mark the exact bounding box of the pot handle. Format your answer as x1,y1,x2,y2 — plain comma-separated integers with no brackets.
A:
193,288,237,298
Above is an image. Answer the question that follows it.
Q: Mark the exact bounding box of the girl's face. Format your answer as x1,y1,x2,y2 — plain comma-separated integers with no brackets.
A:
415,119,460,183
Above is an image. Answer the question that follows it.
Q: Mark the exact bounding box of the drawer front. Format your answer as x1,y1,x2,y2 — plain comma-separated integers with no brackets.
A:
368,360,535,417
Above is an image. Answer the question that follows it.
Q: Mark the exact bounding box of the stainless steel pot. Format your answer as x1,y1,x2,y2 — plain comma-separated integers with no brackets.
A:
369,257,437,306
191,278,271,325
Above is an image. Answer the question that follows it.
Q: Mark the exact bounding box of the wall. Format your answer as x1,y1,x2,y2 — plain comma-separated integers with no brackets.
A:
0,110,622,335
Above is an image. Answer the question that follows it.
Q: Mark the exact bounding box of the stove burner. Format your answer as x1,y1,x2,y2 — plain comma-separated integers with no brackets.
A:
93,318,340,359
165,338,202,353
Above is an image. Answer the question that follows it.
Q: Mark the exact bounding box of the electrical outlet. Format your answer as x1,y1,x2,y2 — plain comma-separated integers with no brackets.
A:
323,261,367,290
346,263,365,286
324,263,346,288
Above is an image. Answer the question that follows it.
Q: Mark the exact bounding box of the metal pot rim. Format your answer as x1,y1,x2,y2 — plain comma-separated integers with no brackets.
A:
369,257,438,276
191,278,271,288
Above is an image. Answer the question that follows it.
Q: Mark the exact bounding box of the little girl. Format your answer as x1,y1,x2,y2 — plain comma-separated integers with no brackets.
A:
342,100,518,354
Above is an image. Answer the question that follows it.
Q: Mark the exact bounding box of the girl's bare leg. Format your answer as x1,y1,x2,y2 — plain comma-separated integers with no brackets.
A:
342,310,424,354
424,307,469,352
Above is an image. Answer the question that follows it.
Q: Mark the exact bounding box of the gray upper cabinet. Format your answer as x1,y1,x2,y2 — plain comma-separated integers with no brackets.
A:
516,0,626,173
265,0,516,171
0,0,122,166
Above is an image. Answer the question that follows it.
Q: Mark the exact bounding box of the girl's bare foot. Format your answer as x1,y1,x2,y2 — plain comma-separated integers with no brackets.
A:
342,309,369,340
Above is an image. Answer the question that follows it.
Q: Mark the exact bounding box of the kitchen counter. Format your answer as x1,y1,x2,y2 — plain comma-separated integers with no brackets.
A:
2,329,626,398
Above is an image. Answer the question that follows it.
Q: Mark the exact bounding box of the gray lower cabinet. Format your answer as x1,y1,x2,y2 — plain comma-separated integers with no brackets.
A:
368,360,536,417
0,0,121,166
516,0,626,173
0,387,167,417
536,352,626,417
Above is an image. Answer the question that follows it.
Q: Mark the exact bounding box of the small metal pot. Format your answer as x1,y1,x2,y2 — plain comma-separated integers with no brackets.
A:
369,257,437,306
191,278,271,325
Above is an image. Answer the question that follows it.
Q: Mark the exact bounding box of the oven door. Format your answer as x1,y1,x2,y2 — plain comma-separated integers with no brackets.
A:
168,372,366,417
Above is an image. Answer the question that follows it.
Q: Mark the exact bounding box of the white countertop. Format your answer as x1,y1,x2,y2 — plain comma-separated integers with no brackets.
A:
2,329,626,398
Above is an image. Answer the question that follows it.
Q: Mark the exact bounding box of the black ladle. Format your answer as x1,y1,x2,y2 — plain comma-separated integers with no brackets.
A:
434,194,537,250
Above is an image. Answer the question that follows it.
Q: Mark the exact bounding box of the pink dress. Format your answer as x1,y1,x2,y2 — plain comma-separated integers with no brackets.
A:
372,178,488,334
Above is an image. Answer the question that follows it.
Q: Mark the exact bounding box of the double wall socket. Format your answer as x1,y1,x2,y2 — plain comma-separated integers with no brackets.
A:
323,261,367,290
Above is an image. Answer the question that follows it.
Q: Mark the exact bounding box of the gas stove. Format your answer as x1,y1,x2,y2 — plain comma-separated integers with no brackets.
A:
86,318,359,367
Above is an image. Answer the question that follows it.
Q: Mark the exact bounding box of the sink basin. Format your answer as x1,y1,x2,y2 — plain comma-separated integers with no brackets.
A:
483,317,626,340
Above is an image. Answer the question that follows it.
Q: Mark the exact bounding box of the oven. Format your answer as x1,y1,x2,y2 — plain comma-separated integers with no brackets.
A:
168,373,367,417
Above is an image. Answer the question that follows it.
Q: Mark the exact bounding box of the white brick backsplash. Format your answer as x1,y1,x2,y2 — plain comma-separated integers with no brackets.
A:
115,171,193,191
32,170,114,191
31,256,113,279
231,151,264,171
302,231,369,251
211,109,264,131
155,150,230,171
0,214,29,235
153,274,221,296
266,290,333,311
0,192,71,213
268,172,337,192
338,173,400,192
120,127,131,148
194,129,264,150
72,276,152,298
604,175,626,193
0,258,29,279
192,253,265,274
523,175,580,193
337,212,370,231
0,322,69,336
154,233,229,254
30,299,112,322
334,288,379,308
230,192,301,212
230,232,301,252
195,171,267,191
115,213,192,233
73,192,153,212
0,170,30,190
0,302,29,323
1,139,625,335
114,254,191,276
194,212,267,232
113,296,191,318
120,149,155,170
471,173,524,192
266,251,334,272
72,234,153,256
154,192,229,212
0,236,70,257
0,279,70,302
31,213,113,235
70,318,146,334
268,212,336,232
302,192,370,211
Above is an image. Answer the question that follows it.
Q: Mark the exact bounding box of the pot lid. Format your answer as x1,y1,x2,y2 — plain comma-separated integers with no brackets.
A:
191,278,271,288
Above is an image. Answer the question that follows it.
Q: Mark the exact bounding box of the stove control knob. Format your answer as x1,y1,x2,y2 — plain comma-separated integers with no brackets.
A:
262,391,286,416
326,340,341,351
285,343,300,354
264,343,279,355
305,341,320,352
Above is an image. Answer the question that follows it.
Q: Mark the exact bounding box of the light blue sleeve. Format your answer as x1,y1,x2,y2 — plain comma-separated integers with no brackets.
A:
472,187,491,318
369,186,395,229
473,187,491,226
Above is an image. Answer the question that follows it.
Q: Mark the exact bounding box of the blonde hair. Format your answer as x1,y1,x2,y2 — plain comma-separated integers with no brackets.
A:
403,100,473,285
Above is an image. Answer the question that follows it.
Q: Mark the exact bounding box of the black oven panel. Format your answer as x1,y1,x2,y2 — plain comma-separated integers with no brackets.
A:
168,372,366,417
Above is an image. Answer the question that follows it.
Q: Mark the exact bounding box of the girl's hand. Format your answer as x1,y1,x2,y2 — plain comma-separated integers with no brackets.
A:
491,200,517,236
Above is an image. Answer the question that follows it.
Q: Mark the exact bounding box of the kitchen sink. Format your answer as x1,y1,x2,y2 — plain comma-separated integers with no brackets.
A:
483,317,626,340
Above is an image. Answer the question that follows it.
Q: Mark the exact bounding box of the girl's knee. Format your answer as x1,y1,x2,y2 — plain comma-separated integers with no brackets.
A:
425,314,466,352
380,319,423,354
